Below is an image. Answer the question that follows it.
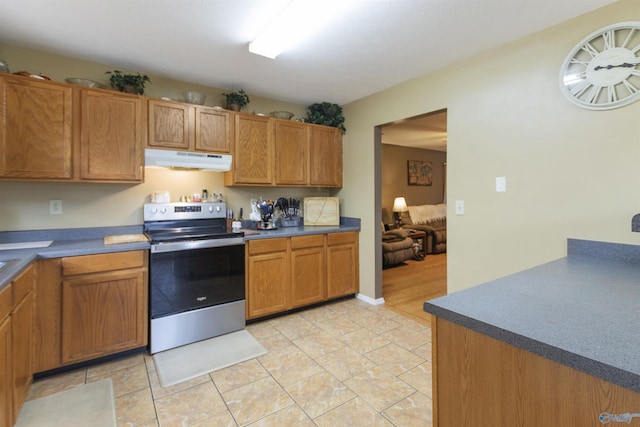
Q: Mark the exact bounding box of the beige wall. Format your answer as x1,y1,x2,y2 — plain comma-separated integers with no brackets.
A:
2,1,640,301
381,144,446,224
0,43,332,231
342,0,640,298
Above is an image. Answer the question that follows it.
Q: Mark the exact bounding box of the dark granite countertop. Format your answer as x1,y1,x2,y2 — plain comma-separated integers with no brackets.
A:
424,238,640,393
0,218,360,290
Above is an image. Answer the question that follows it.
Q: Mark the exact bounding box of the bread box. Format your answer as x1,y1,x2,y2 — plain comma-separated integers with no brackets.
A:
303,197,340,226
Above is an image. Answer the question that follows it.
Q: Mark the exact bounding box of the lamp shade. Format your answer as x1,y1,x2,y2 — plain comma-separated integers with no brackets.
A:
392,197,408,212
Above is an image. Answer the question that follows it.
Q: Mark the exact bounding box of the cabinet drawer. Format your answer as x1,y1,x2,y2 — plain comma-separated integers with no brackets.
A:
291,234,324,250
248,238,288,255
0,284,11,320
327,232,357,246
12,266,34,305
62,251,145,276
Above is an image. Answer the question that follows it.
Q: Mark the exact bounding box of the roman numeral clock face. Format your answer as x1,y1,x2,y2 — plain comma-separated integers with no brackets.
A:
560,22,640,110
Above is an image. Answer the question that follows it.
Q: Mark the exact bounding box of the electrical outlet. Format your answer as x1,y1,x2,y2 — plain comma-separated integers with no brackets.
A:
455,200,465,215
49,199,63,215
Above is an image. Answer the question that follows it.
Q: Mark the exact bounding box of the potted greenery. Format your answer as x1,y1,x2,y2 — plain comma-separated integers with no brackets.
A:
305,102,346,133
105,70,150,95
222,89,250,111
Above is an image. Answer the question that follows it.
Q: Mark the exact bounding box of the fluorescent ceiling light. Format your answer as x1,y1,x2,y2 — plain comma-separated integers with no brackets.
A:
249,0,354,59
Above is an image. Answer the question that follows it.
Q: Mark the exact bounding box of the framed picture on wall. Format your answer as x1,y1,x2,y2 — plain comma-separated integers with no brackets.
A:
408,160,433,186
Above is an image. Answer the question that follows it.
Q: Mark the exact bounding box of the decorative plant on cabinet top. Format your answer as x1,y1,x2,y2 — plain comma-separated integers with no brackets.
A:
105,70,151,95
222,89,250,111
306,102,346,134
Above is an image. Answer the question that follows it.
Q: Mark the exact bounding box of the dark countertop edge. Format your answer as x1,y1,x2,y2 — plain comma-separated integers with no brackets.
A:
242,217,360,240
423,302,640,393
567,238,640,263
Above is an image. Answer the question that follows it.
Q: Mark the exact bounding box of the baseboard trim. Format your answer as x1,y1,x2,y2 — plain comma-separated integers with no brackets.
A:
356,293,385,305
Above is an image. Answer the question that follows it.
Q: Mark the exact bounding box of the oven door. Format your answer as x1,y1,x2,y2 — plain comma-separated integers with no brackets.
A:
149,241,245,319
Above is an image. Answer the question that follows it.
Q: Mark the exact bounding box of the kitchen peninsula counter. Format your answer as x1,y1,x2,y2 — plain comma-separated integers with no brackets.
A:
424,238,640,426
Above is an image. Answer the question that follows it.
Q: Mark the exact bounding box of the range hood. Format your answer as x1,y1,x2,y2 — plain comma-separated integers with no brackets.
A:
145,148,232,171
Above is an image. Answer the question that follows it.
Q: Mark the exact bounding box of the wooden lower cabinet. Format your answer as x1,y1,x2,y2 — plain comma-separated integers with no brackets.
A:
34,251,148,371
0,313,11,427
290,235,325,308
62,268,147,364
246,232,358,320
326,232,359,298
0,285,13,427
246,238,290,319
433,317,640,426
0,265,34,427
11,292,33,420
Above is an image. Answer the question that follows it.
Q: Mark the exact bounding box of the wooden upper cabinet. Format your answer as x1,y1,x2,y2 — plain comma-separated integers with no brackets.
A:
148,100,232,154
226,113,272,185
309,125,342,187
0,75,73,179
194,107,232,154
79,89,145,182
273,119,308,185
148,99,192,150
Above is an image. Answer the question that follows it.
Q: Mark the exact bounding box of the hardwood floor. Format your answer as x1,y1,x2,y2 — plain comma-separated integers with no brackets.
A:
382,253,447,325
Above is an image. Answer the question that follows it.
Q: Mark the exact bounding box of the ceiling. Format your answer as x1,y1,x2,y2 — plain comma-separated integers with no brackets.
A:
0,0,617,150
382,110,448,151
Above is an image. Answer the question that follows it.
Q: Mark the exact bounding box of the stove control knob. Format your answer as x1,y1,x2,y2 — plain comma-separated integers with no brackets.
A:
151,207,158,214
215,206,221,212
160,208,167,214
208,206,214,213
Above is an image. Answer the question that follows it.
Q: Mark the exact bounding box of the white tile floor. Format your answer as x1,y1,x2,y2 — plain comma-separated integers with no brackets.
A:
26,298,433,426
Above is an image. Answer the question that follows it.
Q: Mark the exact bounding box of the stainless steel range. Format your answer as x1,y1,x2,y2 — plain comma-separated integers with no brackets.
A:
143,202,245,354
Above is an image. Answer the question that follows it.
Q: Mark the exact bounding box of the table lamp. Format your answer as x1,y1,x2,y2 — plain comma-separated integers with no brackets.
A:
392,197,408,228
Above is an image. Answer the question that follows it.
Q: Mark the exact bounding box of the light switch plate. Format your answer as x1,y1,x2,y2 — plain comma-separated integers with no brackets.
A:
455,200,464,215
496,177,506,192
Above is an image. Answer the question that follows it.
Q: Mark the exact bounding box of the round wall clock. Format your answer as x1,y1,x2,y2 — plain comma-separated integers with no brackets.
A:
559,21,640,110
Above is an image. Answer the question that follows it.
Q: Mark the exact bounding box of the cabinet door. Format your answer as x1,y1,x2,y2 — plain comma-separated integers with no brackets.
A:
0,76,73,179
148,99,192,150
274,119,308,185
79,89,145,181
0,284,10,427
246,239,289,319
309,125,342,187
195,107,232,153
61,269,148,364
290,235,325,308
326,232,359,298
231,113,272,184
11,292,33,420
34,259,62,373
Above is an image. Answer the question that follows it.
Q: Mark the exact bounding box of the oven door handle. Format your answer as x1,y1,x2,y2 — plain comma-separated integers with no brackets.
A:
151,237,244,253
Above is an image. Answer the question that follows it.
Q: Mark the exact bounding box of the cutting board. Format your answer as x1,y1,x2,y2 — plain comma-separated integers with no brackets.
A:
104,234,149,245
303,197,340,226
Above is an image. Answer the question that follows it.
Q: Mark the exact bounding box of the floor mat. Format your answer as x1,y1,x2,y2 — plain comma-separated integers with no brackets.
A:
15,379,116,427
153,329,267,387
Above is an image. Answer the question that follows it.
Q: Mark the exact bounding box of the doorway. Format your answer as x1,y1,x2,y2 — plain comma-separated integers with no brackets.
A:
378,109,448,322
